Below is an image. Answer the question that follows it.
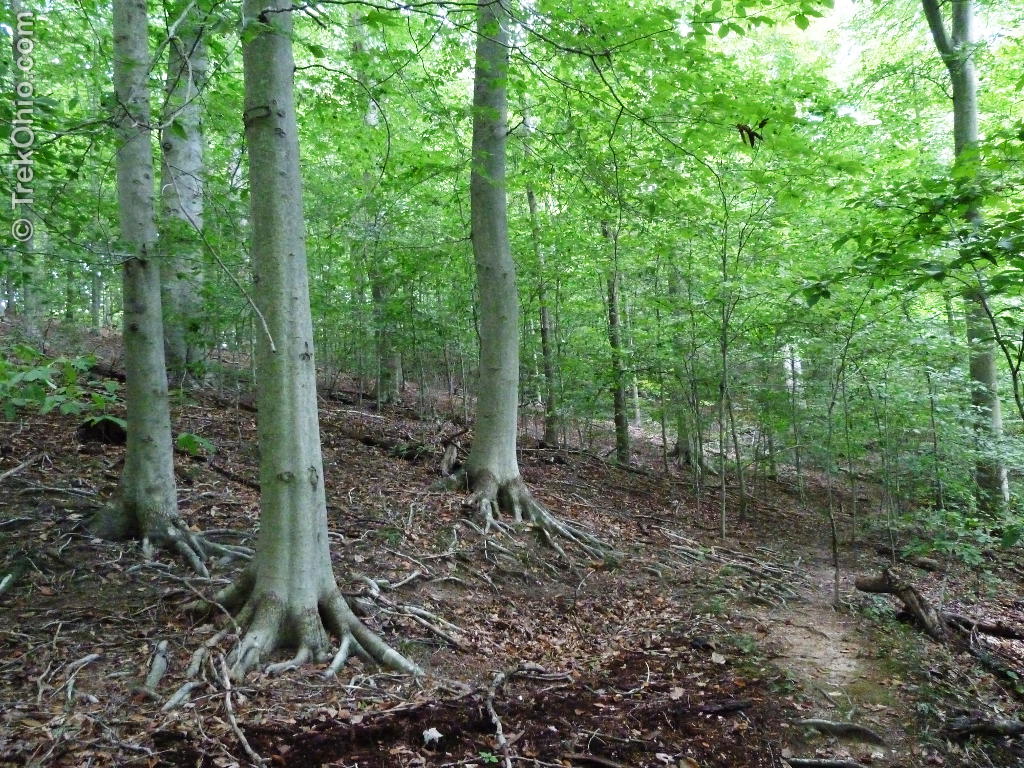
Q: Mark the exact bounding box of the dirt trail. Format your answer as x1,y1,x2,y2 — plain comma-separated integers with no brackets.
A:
748,560,912,765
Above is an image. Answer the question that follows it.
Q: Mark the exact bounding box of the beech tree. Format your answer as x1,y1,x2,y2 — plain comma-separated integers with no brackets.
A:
96,0,222,573
921,0,1009,513
200,0,419,678
5,0,1020,585
160,0,208,379
450,0,609,559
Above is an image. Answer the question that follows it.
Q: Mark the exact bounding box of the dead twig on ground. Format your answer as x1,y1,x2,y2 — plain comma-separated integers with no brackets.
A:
216,653,266,766
0,452,40,484
486,670,513,768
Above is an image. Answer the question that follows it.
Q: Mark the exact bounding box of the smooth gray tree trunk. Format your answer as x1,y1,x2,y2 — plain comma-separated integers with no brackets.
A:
98,0,212,573
922,0,1009,512
209,0,418,679
457,0,609,558
525,185,559,447
603,236,630,466
160,1,207,379
464,0,523,494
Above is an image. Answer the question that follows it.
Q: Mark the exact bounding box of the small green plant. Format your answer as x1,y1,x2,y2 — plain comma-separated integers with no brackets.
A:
729,632,758,655
0,347,123,424
376,525,403,546
477,752,500,764
856,594,898,622
175,432,215,456
695,593,727,616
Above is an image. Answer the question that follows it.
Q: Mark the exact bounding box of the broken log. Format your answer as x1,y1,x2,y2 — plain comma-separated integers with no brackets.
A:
877,545,942,572
943,613,1024,641
338,427,435,462
856,569,1024,691
854,569,947,641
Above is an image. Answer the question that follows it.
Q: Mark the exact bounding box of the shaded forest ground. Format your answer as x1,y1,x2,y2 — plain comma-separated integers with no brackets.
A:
2,326,1024,767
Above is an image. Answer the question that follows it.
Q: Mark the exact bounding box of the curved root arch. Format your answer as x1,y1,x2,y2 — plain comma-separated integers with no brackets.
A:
461,470,616,561
145,519,252,578
199,573,421,681
95,503,253,578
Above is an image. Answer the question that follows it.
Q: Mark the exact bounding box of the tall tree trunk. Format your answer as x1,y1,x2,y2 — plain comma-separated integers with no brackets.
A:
349,10,400,406
464,0,522,493
96,0,210,573
90,269,102,331
160,1,207,379
603,225,630,465
922,0,1009,512
525,185,559,446
454,0,608,558
63,258,75,322
965,290,1009,508
623,293,642,425
371,281,401,405
206,0,418,680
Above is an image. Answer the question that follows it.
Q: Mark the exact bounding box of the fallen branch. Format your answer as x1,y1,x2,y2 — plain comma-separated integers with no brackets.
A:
854,569,946,641
200,458,260,492
784,760,867,768
562,754,628,768
0,452,40,484
943,716,1024,740
680,698,752,718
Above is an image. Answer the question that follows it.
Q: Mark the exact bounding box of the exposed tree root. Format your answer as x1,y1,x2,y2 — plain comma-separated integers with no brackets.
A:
93,504,253,578
795,719,886,745
133,640,170,700
657,527,801,606
446,469,616,562
353,574,471,651
943,715,1024,740
215,653,268,766
142,520,252,578
188,571,421,682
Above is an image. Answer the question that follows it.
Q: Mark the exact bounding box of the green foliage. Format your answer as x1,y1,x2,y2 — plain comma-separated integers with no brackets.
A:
5,0,1022,558
0,345,121,424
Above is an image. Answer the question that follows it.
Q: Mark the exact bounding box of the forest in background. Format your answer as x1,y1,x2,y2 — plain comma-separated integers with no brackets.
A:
1,0,1024,765
3,0,1024,549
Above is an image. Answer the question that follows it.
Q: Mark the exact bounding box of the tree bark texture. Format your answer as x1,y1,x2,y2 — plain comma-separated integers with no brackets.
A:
160,1,208,377
922,0,1008,512
211,0,418,678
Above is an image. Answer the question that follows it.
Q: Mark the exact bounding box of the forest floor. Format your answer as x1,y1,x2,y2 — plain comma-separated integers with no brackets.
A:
2,331,1024,767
